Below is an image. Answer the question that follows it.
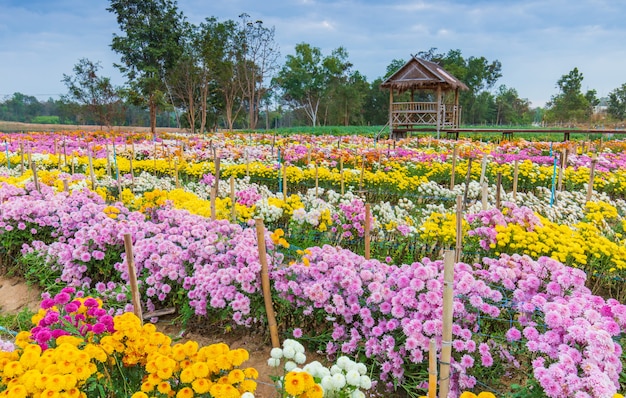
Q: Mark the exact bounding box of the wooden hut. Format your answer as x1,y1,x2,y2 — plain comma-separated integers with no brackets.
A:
380,56,468,139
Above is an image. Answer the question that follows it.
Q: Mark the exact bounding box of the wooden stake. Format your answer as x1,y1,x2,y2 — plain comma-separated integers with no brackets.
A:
31,161,40,193
210,187,216,221
19,142,24,175
340,157,344,195
496,172,502,210
123,234,143,323
455,196,463,263
462,158,472,210
449,145,458,190
174,160,180,188
586,157,597,204
282,163,287,198
428,338,437,398
315,163,319,198
479,153,488,185
512,159,519,201
214,155,221,192
87,147,96,189
255,219,280,348
438,249,455,398
364,204,371,260
230,176,236,223
481,182,488,211
105,145,112,177
63,179,69,192
359,157,365,191
557,149,565,191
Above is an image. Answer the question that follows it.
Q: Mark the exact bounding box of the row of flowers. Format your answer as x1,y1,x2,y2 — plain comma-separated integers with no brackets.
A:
0,180,625,396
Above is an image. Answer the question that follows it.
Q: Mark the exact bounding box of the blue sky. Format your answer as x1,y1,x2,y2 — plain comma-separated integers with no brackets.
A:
1,0,625,107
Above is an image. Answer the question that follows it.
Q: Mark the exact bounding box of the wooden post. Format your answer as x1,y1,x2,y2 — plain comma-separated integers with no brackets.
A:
282,163,287,198
438,250,455,398
70,153,75,175
364,204,371,260
31,161,40,193
481,182,488,211
462,158,473,210
19,142,24,175
428,338,437,398
340,157,344,195
455,196,462,263
306,147,312,165
449,145,458,190
479,153,488,185
88,147,96,189
214,155,221,193
154,139,158,171
174,160,180,188
586,157,597,204
105,145,112,177
359,157,365,191
496,172,502,210
255,219,280,348
63,179,69,192
557,149,565,191
245,150,250,177
512,159,519,201
230,176,236,223
315,163,319,198
123,234,143,323
63,138,68,166
210,187,216,221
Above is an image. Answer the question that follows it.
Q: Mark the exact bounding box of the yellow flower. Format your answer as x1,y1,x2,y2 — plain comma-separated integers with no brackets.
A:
192,378,212,394
176,387,195,398
157,381,172,395
284,371,307,396
131,393,149,398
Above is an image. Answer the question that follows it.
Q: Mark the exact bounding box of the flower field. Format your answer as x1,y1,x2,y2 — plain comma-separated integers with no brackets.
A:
0,130,625,397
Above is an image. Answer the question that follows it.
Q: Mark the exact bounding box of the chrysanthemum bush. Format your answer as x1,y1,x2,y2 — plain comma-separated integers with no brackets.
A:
0,291,259,398
268,338,372,398
271,245,626,397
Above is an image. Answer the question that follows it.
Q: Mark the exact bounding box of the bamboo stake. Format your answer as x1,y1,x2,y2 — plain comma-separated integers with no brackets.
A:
481,182,488,211
455,195,463,263
359,157,365,191
479,153,488,185
63,179,70,192
255,219,280,348
245,150,250,177
210,187,216,221
557,149,565,191
428,338,437,398
462,158,472,210
88,148,96,189
19,142,24,175
512,159,519,201
496,172,502,210
105,145,112,177
230,176,236,223
174,160,180,188
70,153,75,175
315,163,319,198
123,234,143,323
449,145,458,190
214,155,221,193
306,147,312,165
282,163,287,198
586,157,597,204
340,157,344,195
154,139,158,171
438,249,455,398
31,161,40,193
364,204,371,260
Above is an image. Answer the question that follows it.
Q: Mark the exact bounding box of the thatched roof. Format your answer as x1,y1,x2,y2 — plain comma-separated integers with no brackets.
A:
380,56,469,92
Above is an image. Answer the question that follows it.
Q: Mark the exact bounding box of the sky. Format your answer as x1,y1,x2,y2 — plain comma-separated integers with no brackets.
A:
1,0,626,108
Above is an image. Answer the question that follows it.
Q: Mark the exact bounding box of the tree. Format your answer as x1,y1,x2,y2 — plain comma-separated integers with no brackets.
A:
607,83,626,120
274,43,327,126
0,93,42,122
108,0,185,137
236,14,280,129
494,85,531,125
545,68,593,123
61,58,122,128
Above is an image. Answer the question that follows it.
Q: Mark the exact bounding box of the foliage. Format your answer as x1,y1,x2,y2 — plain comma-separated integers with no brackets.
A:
607,83,626,121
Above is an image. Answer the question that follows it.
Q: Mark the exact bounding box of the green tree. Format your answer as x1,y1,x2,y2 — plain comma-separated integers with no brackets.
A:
108,0,185,137
236,14,280,130
61,58,123,128
362,77,389,126
323,47,367,126
0,93,42,122
544,67,593,123
274,43,328,126
494,85,531,125
607,83,626,120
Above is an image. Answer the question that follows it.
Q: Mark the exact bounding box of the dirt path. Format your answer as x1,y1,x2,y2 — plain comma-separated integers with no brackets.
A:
0,275,42,314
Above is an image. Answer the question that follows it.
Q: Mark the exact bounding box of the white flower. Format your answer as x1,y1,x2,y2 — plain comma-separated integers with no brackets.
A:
331,373,346,389
345,369,361,386
270,347,283,359
336,356,351,369
283,345,296,359
330,364,342,375
359,375,372,389
321,375,335,392
356,363,367,375
350,391,365,398
241,393,255,398
267,357,281,367
294,352,306,364
284,360,298,372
